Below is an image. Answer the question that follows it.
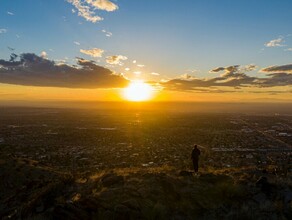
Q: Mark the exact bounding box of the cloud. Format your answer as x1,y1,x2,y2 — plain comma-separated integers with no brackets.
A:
161,77,255,91
210,67,225,73
40,51,47,58
258,64,292,87
210,64,257,77
68,0,103,22
106,55,128,65
161,64,292,92
102,29,112,37
7,11,14,15
0,29,7,34
80,48,104,57
179,73,196,80
67,0,118,23
241,64,257,72
261,64,292,73
285,48,292,51
85,0,118,11
8,47,15,51
0,53,129,88
265,37,285,47
151,72,160,76
186,69,198,73
259,73,292,87
74,41,81,45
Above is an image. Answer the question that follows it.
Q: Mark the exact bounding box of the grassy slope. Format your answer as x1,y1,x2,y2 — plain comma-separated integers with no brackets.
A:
1,157,292,220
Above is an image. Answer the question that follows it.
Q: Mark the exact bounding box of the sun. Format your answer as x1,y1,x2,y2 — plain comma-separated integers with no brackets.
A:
123,80,154,101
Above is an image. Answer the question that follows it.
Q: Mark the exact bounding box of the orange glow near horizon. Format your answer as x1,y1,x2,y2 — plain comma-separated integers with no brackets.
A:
122,80,154,102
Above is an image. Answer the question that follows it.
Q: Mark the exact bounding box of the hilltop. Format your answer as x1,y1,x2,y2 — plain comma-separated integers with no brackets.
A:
1,156,292,220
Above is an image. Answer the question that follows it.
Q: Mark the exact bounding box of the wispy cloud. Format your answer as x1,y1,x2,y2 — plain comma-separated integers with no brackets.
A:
265,37,285,47
67,0,118,23
68,0,103,22
261,64,292,73
179,73,197,80
102,29,112,37
7,11,14,16
0,29,7,34
8,47,15,51
74,41,81,45
80,48,104,57
186,69,198,73
0,53,128,88
106,55,128,65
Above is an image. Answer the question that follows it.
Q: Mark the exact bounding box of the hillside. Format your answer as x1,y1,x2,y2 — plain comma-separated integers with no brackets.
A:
1,156,292,220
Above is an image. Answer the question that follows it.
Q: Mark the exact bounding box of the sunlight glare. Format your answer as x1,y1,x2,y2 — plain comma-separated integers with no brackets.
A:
123,81,153,101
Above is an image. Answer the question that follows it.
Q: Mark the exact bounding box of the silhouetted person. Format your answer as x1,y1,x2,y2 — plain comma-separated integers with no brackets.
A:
256,175,272,197
191,145,201,173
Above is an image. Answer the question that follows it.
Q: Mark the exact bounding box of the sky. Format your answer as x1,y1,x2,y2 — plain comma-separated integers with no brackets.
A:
0,0,292,102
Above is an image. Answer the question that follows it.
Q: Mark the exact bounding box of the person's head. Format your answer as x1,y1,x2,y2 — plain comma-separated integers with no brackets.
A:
194,145,197,149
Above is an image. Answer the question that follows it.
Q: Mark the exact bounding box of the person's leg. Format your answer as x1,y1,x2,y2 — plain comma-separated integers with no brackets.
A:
192,160,196,172
195,162,198,172
193,160,198,172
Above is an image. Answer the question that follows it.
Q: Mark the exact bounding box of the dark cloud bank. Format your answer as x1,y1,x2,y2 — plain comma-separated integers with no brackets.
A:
162,64,292,91
0,53,129,88
0,53,292,92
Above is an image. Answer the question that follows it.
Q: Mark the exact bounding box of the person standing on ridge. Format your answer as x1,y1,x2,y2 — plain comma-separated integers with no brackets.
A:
191,145,201,173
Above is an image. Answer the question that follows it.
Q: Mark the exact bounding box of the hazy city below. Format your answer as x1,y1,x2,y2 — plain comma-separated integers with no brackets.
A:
1,104,291,173
1,104,292,219
1,101,292,114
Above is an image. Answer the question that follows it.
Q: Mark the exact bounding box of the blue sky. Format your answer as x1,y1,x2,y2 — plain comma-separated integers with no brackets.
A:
0,0,292,101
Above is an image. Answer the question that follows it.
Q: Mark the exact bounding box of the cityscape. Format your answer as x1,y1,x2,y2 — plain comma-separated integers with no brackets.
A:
1,0,292,219
1,107,292,173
